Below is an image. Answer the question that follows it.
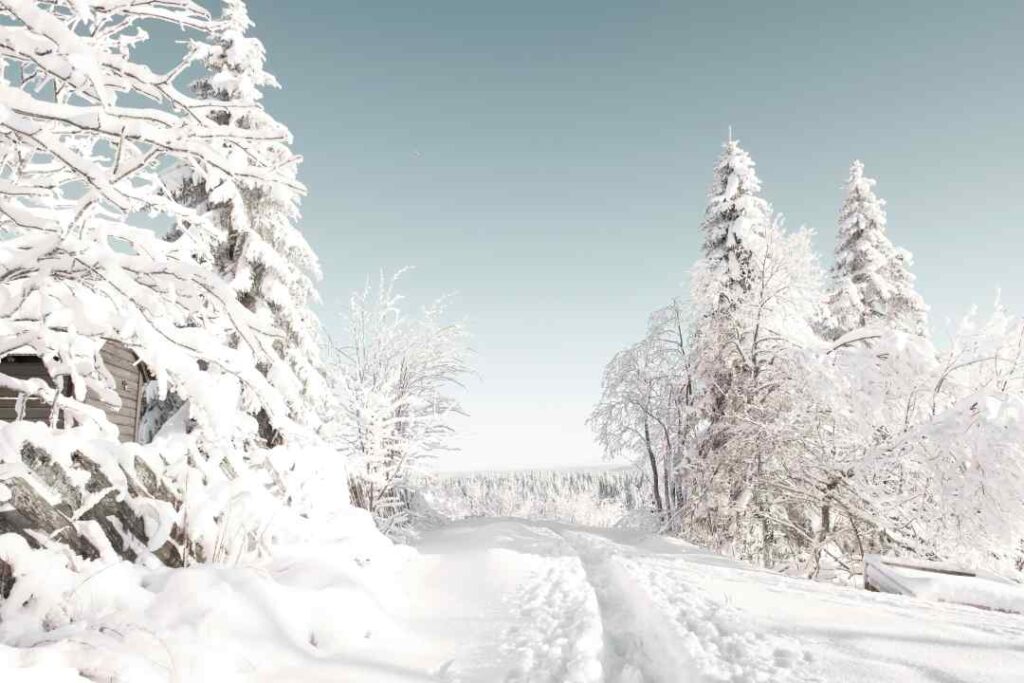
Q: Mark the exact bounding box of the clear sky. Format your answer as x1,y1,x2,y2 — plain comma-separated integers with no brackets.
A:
246,0,1024,470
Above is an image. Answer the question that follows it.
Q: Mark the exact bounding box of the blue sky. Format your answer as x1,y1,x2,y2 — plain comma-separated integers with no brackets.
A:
246,0,1023,469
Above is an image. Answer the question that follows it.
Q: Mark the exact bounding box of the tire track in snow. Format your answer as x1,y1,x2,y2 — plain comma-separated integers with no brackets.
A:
558,530,701,682
557,529,820,683
498,527,604,683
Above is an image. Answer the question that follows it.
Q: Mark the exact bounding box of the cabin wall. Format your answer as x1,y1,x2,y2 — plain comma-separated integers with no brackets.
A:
0,341,144,442
0,357,56,423
85,342,144,442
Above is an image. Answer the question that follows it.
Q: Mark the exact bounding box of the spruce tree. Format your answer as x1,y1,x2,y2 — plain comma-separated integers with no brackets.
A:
824,161,928,339
698,137,773,312
169,0,328,430
0,0,338,562
689,137,824,567
691,136,775,450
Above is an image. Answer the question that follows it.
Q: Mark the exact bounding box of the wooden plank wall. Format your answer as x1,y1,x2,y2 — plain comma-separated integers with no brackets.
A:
0,358,55,423
88,342,143,442
0,341,144,442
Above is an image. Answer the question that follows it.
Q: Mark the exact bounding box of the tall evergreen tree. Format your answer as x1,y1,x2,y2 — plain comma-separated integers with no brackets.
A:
698,136,773,312
169,0,328,429
687,137,826,567
690,137,775,452
824,161,928,339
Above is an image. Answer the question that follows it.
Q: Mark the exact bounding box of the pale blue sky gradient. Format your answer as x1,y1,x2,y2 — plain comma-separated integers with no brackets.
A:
247,0,1023,469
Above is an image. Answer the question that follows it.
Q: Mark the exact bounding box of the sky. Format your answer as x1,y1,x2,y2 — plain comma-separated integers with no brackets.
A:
242,0,1024,470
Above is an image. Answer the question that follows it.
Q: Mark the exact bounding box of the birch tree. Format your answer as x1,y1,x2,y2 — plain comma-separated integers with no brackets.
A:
589,300,693,516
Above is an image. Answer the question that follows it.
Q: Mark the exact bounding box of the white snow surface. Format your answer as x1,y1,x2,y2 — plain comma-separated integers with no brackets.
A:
3,518,1023,682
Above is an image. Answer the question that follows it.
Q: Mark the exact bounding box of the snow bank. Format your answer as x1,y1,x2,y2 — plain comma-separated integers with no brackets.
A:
0,418,350,568
0,506,411,682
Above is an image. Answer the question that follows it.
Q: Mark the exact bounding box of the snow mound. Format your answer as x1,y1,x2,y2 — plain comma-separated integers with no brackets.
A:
0,507,414,682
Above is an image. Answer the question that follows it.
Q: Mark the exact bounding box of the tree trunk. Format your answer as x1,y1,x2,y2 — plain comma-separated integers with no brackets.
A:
644,421,663,513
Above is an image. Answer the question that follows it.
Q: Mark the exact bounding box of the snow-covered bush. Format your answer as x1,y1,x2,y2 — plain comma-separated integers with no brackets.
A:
326,271,470,534
0,502,402,681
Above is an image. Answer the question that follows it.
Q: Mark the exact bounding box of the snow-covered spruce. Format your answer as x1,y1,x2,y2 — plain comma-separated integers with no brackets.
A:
684,137,825,569
166,0,329,431
0,1,346,573
823,160,929,339
698,137,773,312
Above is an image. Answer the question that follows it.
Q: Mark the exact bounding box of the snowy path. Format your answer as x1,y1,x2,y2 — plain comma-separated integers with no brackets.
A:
389,519,1024,683
5,517,1023,682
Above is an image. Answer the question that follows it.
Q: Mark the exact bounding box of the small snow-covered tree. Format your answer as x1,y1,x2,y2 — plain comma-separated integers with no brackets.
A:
589,300,693,516
824,161,928,339
166,0,328,432
327,272,470,532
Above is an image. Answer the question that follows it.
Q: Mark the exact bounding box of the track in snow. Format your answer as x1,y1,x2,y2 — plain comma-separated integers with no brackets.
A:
411,519,1024,683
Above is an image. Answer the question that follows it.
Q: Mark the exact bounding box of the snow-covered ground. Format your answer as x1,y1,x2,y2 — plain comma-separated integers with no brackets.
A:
3,518,1023,682
408,520,1024,682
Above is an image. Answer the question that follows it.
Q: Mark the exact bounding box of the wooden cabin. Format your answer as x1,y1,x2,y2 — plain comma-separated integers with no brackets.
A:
0,340,148,442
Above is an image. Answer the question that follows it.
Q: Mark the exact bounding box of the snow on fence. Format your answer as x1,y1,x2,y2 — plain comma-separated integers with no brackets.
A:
864,554,1024,614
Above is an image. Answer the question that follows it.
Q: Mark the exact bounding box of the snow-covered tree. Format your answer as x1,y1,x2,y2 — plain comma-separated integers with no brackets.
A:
0,0,286,433
673,139,815,562
590,136,1023,579
883,305,1024,571
689,137,778,461
0,0,340,564
592,139,833,567
415,466,653,528
698,137,774,313
589,300,693,515
166,0,328,432
326,272,470,532
686,217,826,566
824,161,928,339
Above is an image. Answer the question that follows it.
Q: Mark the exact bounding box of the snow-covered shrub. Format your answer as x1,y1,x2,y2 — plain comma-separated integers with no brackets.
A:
0,503,403,681
326,272,470,534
